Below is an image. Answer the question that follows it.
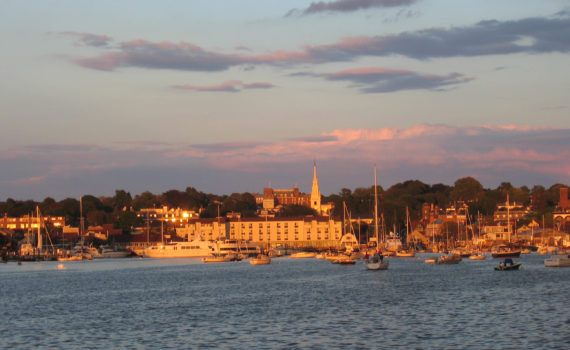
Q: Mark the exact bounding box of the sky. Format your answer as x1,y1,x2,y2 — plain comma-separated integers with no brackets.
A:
1,0,569,200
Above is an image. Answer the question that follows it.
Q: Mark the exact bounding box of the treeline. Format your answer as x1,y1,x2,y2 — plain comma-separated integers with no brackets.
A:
0,178,567,233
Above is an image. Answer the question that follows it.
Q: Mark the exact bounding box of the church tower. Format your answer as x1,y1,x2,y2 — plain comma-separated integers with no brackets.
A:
310,162,322,214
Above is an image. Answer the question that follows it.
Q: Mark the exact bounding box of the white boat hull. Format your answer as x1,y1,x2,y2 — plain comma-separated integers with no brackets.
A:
365,261,389,270
143,240,217,258
544,255,570,267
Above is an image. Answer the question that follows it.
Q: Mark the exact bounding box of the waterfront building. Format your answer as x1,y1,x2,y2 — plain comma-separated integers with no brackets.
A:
137,206,200,224
260,163,334,216
176,216,343,249
444,201,468,223
176,218,228,242
553,187,570,230
0,214,65,230
493,200,529,225
421,203,442,224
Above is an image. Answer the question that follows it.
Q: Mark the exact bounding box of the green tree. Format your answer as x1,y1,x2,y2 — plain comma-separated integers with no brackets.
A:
116,211,141,233
278,205,318,217
450,177,483,202
112,190,132,211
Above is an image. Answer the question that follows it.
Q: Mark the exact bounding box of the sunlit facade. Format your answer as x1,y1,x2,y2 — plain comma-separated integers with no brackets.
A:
0,214,65,230
176,216,343,249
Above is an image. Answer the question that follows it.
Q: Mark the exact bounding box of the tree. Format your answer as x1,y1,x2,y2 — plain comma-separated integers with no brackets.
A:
450,177,483,202
112,190,132,211
132,191,161,210
116,211,141,233
278,205,317,217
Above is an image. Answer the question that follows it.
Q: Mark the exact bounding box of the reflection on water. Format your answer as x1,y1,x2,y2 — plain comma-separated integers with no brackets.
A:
1,254,568,349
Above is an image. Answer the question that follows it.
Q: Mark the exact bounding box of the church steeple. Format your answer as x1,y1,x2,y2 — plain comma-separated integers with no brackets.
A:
310,162,322,214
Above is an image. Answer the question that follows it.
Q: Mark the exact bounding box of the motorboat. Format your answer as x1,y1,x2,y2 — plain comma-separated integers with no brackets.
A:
395,250,415,258
494,258,521,270
203,254,233,263
250,254,271,265
424,257,438,264
290,251,317,258
143,239,217,258
331,255,356,265
469,253,486,260
544,251,570,267
364,254,389,270
95,245,131,259
436,254,462,264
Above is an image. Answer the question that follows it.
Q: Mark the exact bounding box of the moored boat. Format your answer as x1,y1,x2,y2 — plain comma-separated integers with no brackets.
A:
544,251,570,267
491,245,521,259
331,255,356,265
290,251,317,258
143,239,217,258
494,258,521,270
469,253,486,260
250,254,271,265
217,239,260,257
436,254,462,264
395,250,415,257
203,254,233,263
96,245,131,259
424,256,438,264
364,253,389,270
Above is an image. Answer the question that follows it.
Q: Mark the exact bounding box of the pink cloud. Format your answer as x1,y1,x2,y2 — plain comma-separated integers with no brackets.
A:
2,124,568,198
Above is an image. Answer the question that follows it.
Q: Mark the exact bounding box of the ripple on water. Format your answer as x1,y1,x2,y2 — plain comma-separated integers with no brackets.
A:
0,254,568,349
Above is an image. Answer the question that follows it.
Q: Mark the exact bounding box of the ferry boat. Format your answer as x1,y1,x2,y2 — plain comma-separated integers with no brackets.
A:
143,239,217,258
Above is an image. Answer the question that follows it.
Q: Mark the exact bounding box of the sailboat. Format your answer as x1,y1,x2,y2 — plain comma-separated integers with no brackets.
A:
250,224,271,265
365,165,389,270
396,206,415,257
59,197,93,261
491,194,521,259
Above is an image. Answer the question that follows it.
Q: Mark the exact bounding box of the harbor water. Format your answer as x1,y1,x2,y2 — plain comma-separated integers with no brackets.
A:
1,254,568,349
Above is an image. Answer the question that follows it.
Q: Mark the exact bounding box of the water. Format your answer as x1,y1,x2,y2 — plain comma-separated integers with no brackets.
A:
1,254,568,349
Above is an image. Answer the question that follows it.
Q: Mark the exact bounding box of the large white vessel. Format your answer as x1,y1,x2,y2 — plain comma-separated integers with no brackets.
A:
544,251,570,267
143,239,217,258
217,239,260,257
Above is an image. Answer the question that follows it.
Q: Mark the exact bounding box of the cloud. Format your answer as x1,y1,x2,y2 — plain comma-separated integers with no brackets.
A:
288,0,418,16
59,31,113,47
4,124,569,199
68,13,570,73
76,40,248,71
323,67,473,92
173,80,275,93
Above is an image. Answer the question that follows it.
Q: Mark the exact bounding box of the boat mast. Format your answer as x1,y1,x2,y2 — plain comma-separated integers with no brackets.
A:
405,206,409,247
374,165,379,249
80,196,85,250
36,206,42,253
507,193,510,243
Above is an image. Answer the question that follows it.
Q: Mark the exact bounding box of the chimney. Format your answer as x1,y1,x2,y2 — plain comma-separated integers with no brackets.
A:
560,187,569,209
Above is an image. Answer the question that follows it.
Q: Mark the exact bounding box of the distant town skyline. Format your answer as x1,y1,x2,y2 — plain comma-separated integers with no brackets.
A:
1,1,569,200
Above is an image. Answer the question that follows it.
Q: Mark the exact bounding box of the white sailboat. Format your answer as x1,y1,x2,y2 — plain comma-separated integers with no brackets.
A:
365,165,389,270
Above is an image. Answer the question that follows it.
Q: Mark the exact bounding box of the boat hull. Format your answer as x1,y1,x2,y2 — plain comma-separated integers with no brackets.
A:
491,251,521,259
495,262,521,270
544,254,570,267
143,240,217,258
365,261,389,270
250,255,271,265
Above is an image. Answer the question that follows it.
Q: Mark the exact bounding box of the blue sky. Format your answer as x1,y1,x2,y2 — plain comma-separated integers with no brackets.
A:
1,0,569,200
